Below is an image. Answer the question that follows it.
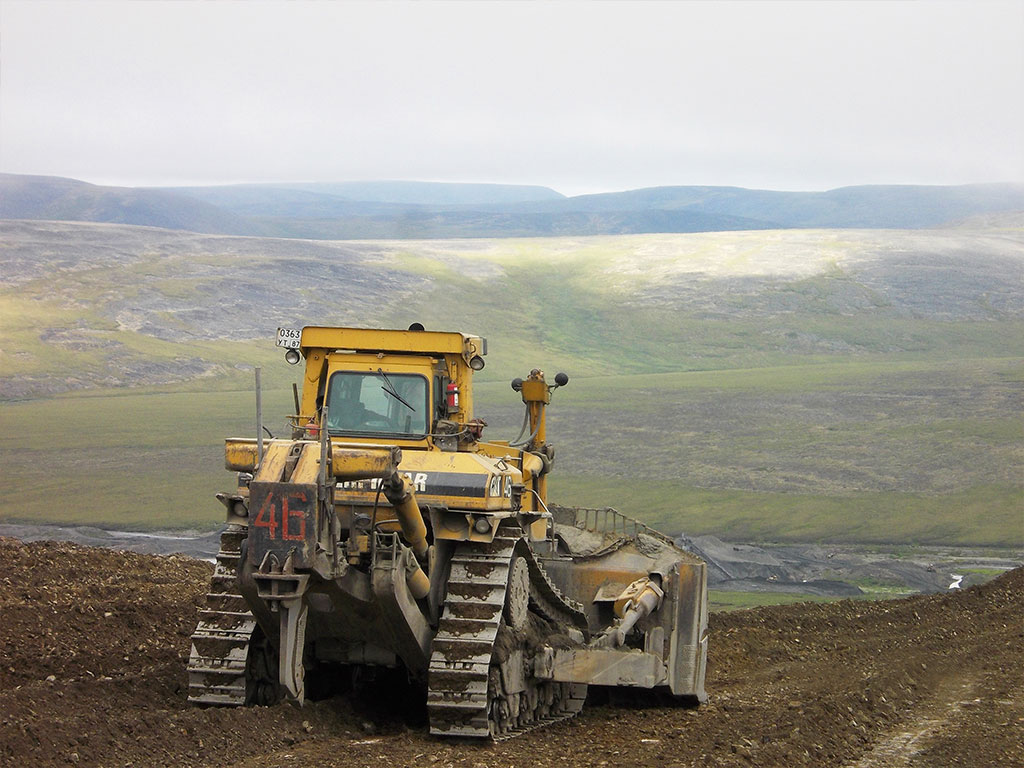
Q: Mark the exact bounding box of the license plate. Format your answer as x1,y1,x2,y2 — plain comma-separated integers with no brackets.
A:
276,327,302,349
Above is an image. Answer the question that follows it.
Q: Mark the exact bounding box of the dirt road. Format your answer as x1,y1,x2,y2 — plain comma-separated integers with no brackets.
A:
1,537,1020,767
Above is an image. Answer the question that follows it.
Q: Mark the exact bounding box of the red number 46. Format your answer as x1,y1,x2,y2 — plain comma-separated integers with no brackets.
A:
253,490,307,541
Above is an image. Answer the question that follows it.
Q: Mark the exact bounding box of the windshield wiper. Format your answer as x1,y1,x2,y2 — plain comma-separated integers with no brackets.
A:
377,368,415,411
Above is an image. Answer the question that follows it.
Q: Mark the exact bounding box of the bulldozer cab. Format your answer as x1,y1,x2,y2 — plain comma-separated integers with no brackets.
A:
294,326,487,449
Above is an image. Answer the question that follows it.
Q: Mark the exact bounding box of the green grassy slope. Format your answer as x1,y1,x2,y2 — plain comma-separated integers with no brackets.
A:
1,360,1019,545
0,389,289,530
491,358,1024,546
1,222,1021,544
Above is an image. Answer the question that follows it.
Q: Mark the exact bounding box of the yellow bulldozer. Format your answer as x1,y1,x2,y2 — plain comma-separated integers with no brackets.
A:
188,325,707,738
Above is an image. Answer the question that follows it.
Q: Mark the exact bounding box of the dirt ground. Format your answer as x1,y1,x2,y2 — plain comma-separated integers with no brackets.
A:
1,537,1021,768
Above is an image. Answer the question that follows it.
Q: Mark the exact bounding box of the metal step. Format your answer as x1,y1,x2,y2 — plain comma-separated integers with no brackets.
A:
203,592,250,611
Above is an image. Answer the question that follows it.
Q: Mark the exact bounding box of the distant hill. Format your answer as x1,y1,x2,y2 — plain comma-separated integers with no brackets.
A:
163,181,565,217
498,183,1024,228
0,174,261,235
270,180,566,205
251,207,777,239
950,210,1024,229
3,173,1022,238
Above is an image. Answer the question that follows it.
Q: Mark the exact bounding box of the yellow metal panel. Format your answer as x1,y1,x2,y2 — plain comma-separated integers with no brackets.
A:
291,443,321,484
226,439,400,480
300,326,478,358
520,378,550,404
226,438,300,474
326,355,436,370
225,440,258,472
395,450,517,475
520,452,544,481
330,445,400,479
299,351,327,419
253,442,291,483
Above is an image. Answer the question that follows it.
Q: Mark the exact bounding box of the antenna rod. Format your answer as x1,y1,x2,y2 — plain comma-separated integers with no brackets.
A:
256,367,263,465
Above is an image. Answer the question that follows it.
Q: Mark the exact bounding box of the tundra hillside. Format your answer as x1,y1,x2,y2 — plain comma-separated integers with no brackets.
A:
0,219,1021,545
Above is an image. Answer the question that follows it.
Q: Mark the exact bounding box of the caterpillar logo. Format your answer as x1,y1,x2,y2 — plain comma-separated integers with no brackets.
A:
338,472,427,493
337,471,493,499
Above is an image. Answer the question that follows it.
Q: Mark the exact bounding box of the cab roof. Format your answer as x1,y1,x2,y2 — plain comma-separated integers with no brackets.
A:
299,326,486,364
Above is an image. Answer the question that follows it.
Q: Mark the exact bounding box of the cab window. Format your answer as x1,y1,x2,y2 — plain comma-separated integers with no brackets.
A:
325,371,429,438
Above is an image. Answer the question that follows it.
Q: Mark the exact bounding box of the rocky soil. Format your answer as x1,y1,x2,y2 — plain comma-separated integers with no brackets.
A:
2,537,1021,767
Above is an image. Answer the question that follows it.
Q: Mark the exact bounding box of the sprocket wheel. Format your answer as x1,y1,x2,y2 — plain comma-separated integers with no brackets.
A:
486,609,587,738
504,556,530,631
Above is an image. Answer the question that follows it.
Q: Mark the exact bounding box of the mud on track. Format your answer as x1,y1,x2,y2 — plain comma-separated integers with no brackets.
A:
1,537,1021,767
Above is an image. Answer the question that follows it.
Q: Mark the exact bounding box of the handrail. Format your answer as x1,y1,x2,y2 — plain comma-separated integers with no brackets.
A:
549,504,675,546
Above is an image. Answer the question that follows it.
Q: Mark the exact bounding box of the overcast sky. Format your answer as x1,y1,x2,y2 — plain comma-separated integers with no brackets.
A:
1,0,1021,196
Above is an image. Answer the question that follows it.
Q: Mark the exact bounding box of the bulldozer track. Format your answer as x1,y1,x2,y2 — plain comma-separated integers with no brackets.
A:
427,522,588,739
521,541,589,635
490,687,588,742
186,525,257,706
427,527,516,737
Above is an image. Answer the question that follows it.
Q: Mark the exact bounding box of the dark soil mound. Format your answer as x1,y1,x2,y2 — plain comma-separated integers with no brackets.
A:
1,537,1021,767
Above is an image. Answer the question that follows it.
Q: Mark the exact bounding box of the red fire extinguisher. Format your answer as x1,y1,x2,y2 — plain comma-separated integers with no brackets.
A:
446,381,460,412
